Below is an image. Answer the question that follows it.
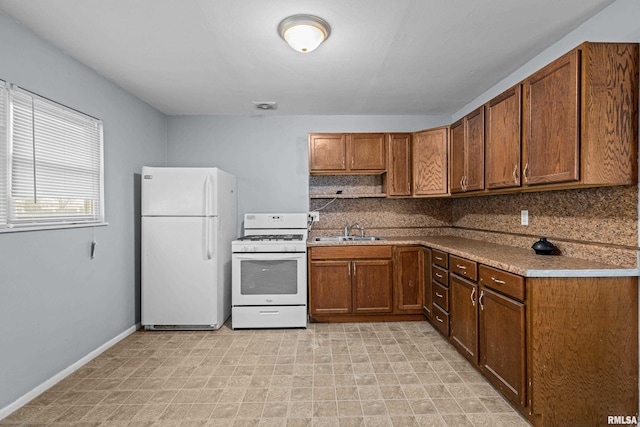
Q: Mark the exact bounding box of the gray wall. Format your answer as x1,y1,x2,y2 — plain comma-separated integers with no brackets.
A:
0,12,167,410
166,115,450,232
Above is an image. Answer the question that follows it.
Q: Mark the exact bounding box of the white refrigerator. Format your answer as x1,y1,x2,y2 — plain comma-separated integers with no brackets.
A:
141,166,236,330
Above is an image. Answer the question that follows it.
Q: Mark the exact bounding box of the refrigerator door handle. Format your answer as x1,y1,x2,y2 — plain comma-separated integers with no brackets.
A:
205,175,213,260
205,175,212,217
206,217,213,260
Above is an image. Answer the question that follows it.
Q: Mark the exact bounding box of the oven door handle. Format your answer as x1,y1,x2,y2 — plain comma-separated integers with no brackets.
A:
234,254,305,260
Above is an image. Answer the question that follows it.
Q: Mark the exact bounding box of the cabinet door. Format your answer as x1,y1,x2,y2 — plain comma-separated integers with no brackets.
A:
479,286,526,407
309,260,352,314
353,260,393,313
449,275,478,363
464,107,485,192
449,120,465,194
387,133,412,196
309,134,347,172
413,127,448,196
486,86,522,190
350,134,386,172
523,49,580,185
422,248,432,319
396,247,423,312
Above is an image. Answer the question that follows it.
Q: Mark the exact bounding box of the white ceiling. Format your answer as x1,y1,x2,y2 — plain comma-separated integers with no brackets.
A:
0,0,615,116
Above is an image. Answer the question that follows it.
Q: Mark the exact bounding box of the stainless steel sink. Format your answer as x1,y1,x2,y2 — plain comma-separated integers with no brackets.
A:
314,236,384,242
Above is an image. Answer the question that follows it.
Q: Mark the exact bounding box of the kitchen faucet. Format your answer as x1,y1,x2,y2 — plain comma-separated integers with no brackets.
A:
344,223,365,237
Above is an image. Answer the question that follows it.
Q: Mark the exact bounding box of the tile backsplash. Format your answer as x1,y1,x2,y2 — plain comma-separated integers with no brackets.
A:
309,175,639,267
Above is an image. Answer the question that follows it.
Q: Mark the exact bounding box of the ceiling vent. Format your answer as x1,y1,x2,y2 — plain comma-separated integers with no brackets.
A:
252,101,278,111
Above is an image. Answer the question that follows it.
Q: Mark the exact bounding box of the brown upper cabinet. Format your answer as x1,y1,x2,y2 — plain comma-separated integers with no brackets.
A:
386,133,412,196
309,133,386,174
523,48,580,185
308,42,638,195
412,127,449,196
485,85,522,190
522,42,638,188
450,107,485,194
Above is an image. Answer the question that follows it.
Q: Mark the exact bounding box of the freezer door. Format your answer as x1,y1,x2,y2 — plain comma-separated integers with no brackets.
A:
142,166,218,216
142,216,218,326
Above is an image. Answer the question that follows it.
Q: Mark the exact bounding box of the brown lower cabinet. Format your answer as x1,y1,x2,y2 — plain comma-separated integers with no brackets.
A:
421,248,432,319
395,246,423,313
478,285,525,407
429,252,638,426
309,245,426,322
449,274,478,363
308,244,638,425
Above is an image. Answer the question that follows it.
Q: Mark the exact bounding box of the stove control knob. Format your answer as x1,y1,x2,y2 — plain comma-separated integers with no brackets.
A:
250,246,257,253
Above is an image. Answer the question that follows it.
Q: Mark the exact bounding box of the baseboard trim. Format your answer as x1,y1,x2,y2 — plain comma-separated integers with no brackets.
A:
0,323,140,421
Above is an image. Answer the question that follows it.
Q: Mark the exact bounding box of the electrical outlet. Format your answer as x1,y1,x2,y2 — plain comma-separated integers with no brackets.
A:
309,211,320,222
521,210,529,226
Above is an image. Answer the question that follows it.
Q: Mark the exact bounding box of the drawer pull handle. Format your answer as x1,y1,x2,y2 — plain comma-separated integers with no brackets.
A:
435,273,443,278
435,292,443,298
435,256,444,261
456,264,467,270
435,315,444,323
491,277,506,285
470,287,476,306
523,162,529,184
512,164,518,183
479,290,485,311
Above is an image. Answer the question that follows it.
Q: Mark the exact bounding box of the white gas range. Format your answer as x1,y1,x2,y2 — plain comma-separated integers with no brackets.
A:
231,213,308,329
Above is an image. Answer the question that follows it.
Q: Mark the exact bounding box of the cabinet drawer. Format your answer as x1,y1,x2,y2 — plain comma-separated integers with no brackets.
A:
431,302,450,337
450,255,477,282
310,245,392,260
479,265,525,302
432,281,449,311
432,265,448,287
432,250,448,268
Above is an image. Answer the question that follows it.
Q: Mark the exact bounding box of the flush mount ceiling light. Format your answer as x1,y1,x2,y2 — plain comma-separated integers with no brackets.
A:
252,101,277,111
278,14,331,53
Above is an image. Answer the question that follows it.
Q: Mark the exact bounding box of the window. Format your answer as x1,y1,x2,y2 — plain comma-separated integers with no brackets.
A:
0,81,104,231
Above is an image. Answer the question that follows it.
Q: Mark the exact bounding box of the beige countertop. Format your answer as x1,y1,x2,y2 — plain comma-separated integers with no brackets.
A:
307,235,640,278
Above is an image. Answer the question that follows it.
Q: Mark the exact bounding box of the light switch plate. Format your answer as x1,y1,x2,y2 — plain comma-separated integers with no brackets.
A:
521,210,529,226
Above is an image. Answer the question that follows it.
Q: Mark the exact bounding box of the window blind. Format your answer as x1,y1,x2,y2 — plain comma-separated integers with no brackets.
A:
8,86,103,227
0,82,7,227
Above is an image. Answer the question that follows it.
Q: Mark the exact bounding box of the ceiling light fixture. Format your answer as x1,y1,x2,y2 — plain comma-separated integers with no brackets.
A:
278,14,331,53
252,101,277,111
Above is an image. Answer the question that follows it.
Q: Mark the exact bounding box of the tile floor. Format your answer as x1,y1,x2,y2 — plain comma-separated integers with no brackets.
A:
1,321,531,426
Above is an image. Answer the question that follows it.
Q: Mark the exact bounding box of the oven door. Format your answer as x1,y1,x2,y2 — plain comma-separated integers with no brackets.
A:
232,252,307,306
